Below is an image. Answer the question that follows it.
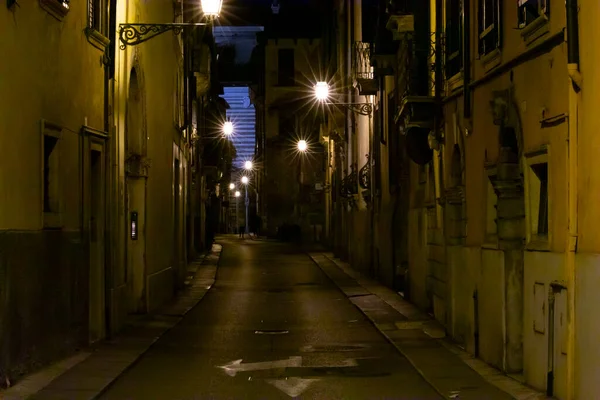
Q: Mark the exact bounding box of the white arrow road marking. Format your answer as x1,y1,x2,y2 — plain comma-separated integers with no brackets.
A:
217,356,303,377
266,377,319,397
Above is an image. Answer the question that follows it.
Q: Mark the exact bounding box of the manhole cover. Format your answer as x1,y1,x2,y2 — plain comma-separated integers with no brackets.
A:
300,344,370,352
255,330,289,335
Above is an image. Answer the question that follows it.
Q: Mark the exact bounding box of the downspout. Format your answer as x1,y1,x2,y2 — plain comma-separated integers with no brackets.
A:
566,0,581,398
104,0,117,337
462,0,471,121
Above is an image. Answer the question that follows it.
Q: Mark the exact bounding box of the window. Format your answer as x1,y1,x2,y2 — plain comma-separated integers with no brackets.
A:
525,149,549,247
478,0,501,55
279,112,295,137
86,0,110,49
518,0,549,28
485,175,498,243
39,0,70,20
277,49,295,86
42,123,62,228
445,0,463,78
88,0,107,33
531,162,548,235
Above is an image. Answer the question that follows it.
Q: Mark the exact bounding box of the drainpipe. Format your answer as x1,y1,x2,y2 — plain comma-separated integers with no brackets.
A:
104,0,117,338
473,289,479,357
462,0,471,121
566,0,580,398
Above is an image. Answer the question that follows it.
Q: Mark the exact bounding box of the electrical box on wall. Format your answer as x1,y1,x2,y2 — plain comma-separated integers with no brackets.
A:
131,211,138,240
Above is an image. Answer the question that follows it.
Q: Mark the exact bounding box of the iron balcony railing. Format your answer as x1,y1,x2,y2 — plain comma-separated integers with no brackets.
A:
397,31,441,100
353,41,373,81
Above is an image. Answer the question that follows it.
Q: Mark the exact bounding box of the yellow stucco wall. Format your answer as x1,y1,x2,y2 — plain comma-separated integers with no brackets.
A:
574,0,600,398
113,0,186,313
0,1,105,230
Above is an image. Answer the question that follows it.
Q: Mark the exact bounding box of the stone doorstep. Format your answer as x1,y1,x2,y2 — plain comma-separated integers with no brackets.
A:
1,244,222,400
309,252,548,400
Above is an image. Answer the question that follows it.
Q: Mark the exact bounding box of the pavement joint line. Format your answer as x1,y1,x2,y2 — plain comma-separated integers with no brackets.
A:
3,244,222,400
308,252,546,400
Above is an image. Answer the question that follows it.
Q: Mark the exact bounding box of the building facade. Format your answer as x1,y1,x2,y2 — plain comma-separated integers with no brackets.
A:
256,3,327,239
0,0,220,385
320,0,600,397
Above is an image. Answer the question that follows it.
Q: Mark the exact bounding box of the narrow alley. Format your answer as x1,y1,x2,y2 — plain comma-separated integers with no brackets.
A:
8,237,534,399
100,237,443,399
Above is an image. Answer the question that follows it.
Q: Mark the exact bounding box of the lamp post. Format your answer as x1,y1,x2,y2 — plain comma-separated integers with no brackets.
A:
228,183,235,232
241,176,250,235
118,0,223,49
235,190,241,235
296,140,308,227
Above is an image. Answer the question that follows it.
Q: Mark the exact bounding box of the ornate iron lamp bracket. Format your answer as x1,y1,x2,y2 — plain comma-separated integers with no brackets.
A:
118,23,209,49
325,102,373,116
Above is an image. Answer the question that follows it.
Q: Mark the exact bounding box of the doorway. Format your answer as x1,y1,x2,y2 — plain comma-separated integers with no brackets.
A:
89,144,106,343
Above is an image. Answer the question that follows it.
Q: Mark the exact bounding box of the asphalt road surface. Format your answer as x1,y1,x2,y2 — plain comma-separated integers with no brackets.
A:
99,238,442,399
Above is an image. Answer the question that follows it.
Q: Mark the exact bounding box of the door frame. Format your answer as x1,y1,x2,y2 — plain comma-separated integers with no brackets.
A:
83,126,109,343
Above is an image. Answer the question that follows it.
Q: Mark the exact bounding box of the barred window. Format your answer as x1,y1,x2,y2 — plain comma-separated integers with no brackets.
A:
478,0,501,55
518,0,549,28
88,0,107,34
445,0,463,78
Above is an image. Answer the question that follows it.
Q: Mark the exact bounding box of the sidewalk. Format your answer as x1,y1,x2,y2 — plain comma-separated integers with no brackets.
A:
1,244,222,400
309,252,549,400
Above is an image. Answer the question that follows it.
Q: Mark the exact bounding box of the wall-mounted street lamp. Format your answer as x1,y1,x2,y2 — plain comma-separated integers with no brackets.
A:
314,81,373,116
229,183,235,190
244,160,253,171
118,0,224,49
297,140,308,152
223,121,234,136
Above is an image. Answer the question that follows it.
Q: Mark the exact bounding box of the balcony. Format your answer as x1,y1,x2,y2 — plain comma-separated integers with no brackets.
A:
396,31,436,127
352,42,377,95
388,14,439,166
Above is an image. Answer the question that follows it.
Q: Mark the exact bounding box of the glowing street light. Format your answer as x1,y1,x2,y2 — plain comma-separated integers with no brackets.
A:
297,140,308,152
200,0,223,17
229,183,235,190
223,121,234,136
241,176,249,184
244,160,253,170
235,190,240,197
315,81,330,101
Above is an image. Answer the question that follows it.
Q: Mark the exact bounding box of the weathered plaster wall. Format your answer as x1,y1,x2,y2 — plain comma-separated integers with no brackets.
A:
575,0,600,397
0,1,105,380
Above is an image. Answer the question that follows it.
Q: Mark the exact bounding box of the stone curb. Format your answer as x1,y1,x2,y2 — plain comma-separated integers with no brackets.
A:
2,244,222,400
309,252,547,400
